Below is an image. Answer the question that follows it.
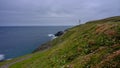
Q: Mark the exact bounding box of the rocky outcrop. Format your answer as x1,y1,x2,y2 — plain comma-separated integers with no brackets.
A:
54,31,64,36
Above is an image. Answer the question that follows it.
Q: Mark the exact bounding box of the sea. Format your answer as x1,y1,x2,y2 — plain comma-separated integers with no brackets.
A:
0,26,71,60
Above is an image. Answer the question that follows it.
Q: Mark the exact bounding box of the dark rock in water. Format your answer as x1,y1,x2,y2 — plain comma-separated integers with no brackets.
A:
54,31,64,36
33,31,64,53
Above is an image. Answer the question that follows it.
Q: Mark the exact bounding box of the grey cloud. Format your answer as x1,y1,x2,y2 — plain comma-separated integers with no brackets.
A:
0,0,120,26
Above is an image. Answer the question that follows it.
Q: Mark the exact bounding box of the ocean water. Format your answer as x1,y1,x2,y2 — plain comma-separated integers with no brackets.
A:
0,26,70,60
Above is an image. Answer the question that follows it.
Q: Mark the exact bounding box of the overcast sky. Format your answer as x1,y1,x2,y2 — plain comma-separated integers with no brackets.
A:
0,0,120,26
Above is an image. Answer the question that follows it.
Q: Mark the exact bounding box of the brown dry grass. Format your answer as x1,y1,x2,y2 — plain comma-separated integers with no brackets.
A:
88,40,95,45
93,49,120,68
111,44,120,48
95,24,117,34
104,29,117,37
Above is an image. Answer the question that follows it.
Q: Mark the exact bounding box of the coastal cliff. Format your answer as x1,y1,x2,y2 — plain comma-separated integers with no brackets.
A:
0,16,120,68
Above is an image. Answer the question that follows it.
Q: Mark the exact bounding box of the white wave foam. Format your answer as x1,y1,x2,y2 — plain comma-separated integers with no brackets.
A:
48,34,55,37
0,54,5,61
48,34,57,39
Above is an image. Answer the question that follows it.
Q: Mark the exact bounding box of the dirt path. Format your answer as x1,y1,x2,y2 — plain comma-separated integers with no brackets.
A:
0,56,32,68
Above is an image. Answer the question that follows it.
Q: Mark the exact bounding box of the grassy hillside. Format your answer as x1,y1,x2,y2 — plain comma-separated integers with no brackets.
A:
1,16,120,68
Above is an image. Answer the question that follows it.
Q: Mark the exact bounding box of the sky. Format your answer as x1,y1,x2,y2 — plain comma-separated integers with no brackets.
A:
0,0,120,26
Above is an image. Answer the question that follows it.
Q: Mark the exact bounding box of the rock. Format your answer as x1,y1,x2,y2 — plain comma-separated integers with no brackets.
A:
54,31,64,36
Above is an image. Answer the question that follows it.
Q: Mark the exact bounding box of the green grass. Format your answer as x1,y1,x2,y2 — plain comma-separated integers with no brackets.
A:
0,54,32,67
1,16,120,68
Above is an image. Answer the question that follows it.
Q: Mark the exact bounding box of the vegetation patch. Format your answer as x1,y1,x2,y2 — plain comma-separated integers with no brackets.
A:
1,16,120,68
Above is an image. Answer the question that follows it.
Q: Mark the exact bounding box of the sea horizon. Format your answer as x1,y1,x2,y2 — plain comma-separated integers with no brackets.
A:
0,26,71,60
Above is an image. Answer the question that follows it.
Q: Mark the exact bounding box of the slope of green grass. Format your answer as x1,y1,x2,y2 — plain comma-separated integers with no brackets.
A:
1,16,120,68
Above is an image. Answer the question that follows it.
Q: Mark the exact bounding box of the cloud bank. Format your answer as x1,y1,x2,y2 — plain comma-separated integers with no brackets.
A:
0,0,120,26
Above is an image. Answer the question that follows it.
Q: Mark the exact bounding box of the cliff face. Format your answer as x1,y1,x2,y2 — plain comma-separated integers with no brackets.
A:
5,16,120,68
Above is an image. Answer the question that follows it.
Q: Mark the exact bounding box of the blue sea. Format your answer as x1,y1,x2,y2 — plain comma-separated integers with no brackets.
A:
0,26,70,60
